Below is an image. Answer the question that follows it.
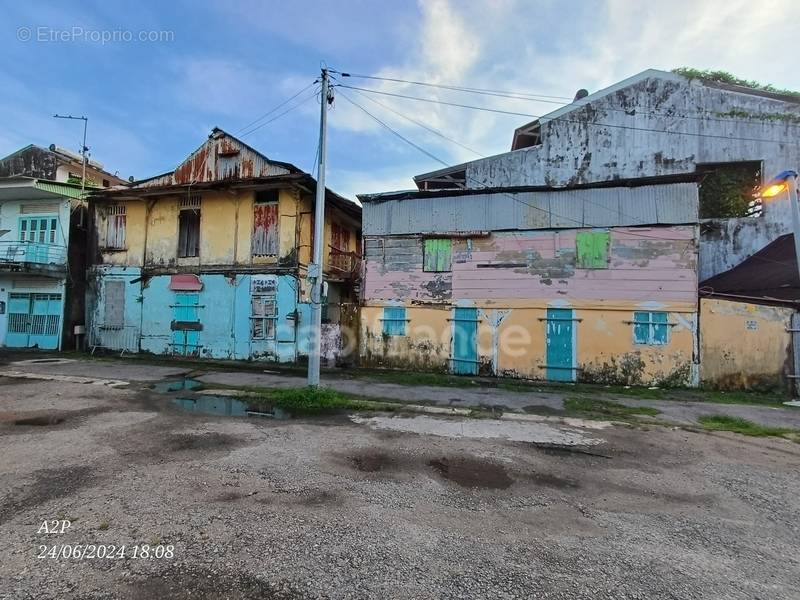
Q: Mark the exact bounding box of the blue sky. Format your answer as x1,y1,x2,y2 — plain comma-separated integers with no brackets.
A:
1,0,797,199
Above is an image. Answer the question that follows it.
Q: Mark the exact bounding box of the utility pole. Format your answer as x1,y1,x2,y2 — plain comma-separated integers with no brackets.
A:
53,114,89,196
307,68,330,387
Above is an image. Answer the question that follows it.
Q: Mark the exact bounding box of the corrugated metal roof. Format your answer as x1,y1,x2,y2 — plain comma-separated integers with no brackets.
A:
363,182,697,235
35,180,85,200
133,127,295,189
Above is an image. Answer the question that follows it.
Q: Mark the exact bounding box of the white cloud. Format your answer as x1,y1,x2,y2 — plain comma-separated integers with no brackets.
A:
329,0,800,192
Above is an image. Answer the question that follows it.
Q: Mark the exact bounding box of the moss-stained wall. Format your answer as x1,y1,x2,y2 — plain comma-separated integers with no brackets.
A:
700,298,794,391
361,299,697,385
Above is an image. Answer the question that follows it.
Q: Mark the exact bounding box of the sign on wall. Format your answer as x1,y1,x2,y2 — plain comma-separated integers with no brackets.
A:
251,275,277,294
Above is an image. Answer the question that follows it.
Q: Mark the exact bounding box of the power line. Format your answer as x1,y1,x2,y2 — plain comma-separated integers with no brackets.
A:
337,91,450,167
236,81,318,135
339,84,799,145
337,84,538,117
336,70,800,127
336,79,483,158
239,87,319,138
332,71,574,101
337,71,572,100
338,91,692,242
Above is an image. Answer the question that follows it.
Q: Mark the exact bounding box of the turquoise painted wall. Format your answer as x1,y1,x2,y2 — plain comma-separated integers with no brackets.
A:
88,266,307,362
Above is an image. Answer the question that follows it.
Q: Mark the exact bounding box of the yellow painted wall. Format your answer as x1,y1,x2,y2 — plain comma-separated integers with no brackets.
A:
96,188,360,272
361,299,697,385
700,298,793,391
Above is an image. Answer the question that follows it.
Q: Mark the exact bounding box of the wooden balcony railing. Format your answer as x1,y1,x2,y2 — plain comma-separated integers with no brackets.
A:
327,246,361,279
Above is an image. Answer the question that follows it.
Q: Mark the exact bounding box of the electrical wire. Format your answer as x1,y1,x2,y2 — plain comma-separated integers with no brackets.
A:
338,84,799,145
239,87,320,138
331,71,574,101
335,70,800,127
337,90,692,242
236,81,318,135
337,91,451,168
341,81,484,158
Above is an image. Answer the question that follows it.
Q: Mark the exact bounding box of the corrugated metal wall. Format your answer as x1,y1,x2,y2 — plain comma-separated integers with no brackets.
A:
363,183,697,235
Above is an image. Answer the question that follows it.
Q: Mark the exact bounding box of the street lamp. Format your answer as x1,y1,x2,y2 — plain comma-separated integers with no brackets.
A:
760,170,800,407
761,170,800,277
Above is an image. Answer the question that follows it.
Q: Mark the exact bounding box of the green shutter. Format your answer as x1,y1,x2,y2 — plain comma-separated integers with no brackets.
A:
576,231,610,269
423,238,452,272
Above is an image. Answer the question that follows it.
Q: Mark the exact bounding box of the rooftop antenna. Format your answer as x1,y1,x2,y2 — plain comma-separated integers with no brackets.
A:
53,114,89,197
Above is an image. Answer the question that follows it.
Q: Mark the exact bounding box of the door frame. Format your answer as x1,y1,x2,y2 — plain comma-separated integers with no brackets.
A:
450,306,479,375
543,306,579,382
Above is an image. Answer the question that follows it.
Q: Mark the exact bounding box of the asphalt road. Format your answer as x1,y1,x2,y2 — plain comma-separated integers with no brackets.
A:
1,366,799,599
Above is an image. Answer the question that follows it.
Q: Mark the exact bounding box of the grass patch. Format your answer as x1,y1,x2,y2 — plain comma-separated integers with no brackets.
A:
697,414,798,438
564,397,660,419
247,387,394,415
359,370,481,388
699,390,787,407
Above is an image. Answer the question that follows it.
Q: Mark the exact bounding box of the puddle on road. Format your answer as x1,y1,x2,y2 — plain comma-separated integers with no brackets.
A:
428,456,513,489
153,378,204,393
351,414,604,446
172,396,289,420
14,415,66,426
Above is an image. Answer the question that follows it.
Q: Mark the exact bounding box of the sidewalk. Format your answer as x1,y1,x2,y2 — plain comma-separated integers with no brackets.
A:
2,353,799,430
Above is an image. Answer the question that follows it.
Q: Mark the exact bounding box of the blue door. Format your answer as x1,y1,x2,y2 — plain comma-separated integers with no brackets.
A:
172,293,201,355
5,293,61,349
545,308,576,382
451,307,478,375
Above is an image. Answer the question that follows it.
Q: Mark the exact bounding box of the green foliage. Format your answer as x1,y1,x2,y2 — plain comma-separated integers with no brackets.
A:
673,68,800,99
249,387,382,415
564,397,660,418
697,414,798,438
698,163,760,218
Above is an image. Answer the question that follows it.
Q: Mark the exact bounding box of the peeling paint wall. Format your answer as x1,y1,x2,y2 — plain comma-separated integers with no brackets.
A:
361,222,698,385
86,266,309,362
364,226,697,305
93,188,359,277
359,299,696,385
699,298,794,391
699,217,789,281
463,74,800,224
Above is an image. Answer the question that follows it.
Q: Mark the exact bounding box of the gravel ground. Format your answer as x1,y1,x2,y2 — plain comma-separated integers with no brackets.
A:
1,374,800,599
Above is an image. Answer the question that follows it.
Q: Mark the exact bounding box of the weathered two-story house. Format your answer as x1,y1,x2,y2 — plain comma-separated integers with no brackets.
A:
359,177,699,386
0,177,87,350
87,128,361,363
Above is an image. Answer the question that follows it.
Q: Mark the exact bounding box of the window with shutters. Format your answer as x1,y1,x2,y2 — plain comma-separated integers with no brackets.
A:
103,280,125,329
250,293,277,340
382,306,407,336
576,231,610,269
105,205,126,249
423,238,452,272
252,192,278,256
632,311,669,345
178,196,201,258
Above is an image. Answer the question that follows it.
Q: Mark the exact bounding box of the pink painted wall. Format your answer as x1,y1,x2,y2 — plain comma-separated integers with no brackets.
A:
363,226,697,304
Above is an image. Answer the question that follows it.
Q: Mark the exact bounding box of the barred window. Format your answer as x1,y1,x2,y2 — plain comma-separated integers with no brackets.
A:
251,294,277,340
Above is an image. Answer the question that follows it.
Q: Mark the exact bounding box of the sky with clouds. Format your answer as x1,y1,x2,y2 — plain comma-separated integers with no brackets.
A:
1,0,797,199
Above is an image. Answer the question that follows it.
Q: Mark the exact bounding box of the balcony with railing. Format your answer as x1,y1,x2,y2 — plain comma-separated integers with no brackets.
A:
327,246,361,280
0,240,68,274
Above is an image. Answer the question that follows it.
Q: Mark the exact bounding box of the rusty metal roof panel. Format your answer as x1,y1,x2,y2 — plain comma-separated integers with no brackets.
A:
363,182,697,235
132,128,293,189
